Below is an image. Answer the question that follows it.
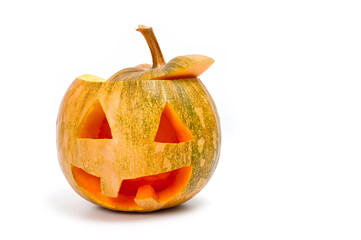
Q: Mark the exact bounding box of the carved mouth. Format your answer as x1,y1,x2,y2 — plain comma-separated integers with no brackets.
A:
71,165,192,211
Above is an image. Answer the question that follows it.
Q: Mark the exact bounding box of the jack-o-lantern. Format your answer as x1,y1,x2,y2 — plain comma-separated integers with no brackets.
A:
56,25,221,212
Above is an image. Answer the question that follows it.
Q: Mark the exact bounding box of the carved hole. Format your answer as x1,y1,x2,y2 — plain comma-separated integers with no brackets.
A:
78,101,112,139
154,103,194,143
71,165,192,210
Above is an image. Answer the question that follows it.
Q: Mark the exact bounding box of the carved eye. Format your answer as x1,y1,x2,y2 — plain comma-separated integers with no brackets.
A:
78,101,113,139
154,103,194,143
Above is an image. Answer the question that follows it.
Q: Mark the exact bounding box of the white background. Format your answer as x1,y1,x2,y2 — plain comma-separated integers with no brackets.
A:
1,0,361,239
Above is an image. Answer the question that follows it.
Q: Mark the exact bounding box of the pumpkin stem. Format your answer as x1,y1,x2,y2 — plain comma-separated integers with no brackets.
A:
137,25,166,68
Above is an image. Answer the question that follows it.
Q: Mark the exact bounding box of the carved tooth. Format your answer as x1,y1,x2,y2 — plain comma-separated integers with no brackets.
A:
134,185,160,210
135,184,159,200
100,176,122,198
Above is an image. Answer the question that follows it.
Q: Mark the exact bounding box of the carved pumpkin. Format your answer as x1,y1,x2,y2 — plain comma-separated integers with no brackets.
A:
56,25,221,212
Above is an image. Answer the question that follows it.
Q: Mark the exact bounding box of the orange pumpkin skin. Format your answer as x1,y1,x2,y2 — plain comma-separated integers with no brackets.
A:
56,26,221,212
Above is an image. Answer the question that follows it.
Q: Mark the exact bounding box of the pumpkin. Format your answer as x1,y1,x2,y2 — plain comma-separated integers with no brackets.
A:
56,25,221,212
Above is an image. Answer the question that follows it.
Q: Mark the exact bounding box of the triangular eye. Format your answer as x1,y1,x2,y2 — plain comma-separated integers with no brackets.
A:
78,101,113,139
154,103,194,143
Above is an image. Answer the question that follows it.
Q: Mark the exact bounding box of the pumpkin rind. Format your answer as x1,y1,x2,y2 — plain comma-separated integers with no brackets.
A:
108,54,215,82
